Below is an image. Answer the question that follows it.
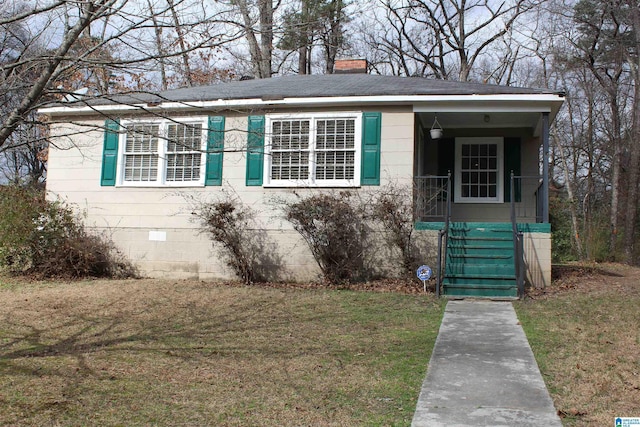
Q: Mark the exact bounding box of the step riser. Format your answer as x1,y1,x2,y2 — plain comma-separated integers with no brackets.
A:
448,239,514,248
448,256,513,265
449,231,514,240
449,222,515,231
443,287,518,298
448,246,514,254
443,277,517,286
447,265,515,276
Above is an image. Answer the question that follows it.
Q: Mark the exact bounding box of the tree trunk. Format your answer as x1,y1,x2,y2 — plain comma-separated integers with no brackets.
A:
624,90,640,264
298,46,308,74
234,0,265,78
258,0,273,78
559,141,585,259
623,0,640,264
167,0,193,86
147,0,168,90
323,0,344,74
608,94,622,258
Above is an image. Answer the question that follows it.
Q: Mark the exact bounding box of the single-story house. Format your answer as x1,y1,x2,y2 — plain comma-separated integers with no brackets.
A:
41,62,564,297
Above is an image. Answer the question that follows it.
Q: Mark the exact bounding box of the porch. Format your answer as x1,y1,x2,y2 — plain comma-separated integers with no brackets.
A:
410,110,554,297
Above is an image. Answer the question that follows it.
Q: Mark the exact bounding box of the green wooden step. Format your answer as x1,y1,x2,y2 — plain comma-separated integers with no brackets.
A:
448,245,514,253
448,237,514,248
446,263,515,276
443,275,517,286
443,283,518,298
449,228,514,237
448,253,514,264
449,222,515,231
443,222,518,298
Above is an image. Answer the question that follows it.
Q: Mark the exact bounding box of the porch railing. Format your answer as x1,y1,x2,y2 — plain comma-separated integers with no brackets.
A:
510,175,545,224
414,174,543,298
435,175,451,297
414,175,544,224
413,175,450,222
414,174,452,297
510,173,526,298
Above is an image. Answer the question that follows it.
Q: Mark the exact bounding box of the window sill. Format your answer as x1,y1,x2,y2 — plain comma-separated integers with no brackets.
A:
263,180,361,188
116,182,205,188
453,198,504,204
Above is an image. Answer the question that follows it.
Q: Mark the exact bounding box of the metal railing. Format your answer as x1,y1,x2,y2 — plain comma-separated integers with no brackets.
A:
413,175,450,222
415,174,545,224
434,174,451,297
510,175,544,223
511,173,526,298
414,173,545,298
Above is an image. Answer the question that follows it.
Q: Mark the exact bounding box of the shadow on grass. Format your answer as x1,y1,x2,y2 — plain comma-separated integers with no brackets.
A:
0,289,418,375
0,283,442,426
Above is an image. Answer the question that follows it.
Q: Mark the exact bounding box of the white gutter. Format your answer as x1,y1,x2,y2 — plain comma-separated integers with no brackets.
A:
39,93,565,116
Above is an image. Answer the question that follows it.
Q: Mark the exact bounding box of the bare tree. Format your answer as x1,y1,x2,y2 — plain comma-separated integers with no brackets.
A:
357,1,447,77
224,0,275,78
622,0,640,264
166,0,194,86
319,0,348,73
0,1,116,150
279,0,350,74
570,0,639,262
362,0,539,81
0,0,238,172
0,113,47,187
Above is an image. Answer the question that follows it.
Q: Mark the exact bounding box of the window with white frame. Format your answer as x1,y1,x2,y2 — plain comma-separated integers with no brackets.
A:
119,118,207,186
265,113,361,187
455,137,503,203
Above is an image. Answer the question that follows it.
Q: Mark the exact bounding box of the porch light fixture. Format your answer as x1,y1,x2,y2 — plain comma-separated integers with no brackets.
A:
430,115,443,140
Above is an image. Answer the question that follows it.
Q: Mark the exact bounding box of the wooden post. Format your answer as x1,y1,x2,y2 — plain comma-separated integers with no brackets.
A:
542,112,550,224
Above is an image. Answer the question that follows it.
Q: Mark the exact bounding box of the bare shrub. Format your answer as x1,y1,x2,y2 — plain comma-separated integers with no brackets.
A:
0,186,137,279
370,183,420,276
189,192,281,285
282,191,368,285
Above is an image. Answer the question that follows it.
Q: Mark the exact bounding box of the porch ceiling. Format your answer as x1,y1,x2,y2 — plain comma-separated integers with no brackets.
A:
417,111,546,136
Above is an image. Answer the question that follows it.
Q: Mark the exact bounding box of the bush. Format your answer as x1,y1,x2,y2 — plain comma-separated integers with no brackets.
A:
282,192,368,285
189,192,280,285
0,186,137,278
370,183,419,276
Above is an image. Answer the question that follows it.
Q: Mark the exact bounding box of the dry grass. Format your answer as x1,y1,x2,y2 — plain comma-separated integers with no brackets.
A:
0,277,444,426
515,263,640,426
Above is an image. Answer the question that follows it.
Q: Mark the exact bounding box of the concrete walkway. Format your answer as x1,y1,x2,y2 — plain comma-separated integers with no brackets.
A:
411,300,562,427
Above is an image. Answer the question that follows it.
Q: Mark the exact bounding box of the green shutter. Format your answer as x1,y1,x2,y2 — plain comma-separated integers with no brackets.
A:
205,116,225,186
361,112,381,185
101,119,120,186
504,137,521,202
246,115,265,186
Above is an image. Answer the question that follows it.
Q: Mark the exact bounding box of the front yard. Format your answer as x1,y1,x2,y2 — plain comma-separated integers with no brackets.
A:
515,264,640,426
0,278,444,426
1,263,638,426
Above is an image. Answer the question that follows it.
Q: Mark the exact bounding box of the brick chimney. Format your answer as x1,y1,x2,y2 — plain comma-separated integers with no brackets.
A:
334,59,368,74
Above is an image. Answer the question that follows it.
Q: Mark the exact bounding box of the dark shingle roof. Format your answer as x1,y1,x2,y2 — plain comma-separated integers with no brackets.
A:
87,74,563,106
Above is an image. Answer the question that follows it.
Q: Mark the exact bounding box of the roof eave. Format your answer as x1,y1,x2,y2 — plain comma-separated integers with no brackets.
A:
39,93,565,117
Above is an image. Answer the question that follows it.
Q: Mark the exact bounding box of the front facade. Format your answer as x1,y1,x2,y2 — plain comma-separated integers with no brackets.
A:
42,74,564,295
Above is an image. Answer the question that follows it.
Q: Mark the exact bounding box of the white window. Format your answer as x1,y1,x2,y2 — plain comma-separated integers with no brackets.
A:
455,137,504,203
264,113,361,187
118,118,207,186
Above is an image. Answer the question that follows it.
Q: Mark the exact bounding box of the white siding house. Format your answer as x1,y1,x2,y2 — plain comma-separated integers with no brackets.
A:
42,72,564,296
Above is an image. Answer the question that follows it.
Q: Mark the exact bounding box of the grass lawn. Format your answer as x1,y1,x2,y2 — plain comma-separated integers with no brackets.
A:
515,264,640,426
0,278,444,426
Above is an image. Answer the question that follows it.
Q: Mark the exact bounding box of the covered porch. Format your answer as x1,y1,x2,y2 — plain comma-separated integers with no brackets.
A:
410,108,556,297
